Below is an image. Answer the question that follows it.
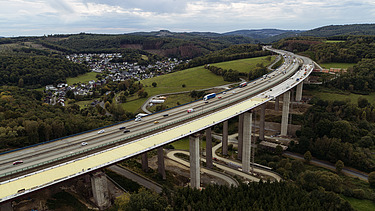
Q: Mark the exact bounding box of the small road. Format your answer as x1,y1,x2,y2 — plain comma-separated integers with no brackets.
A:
107,165,163,193
283,152,369,181
166,150,241,187
210,139,282,182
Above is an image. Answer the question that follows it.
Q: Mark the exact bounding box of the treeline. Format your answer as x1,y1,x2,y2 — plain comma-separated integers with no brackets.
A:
0,55,88,88
112,182,353,210
274,36,375,63
291,97,375,172
0,86,113,150
327,58,375,94
174,44,271,71
300,24,375,37
204,65,241,82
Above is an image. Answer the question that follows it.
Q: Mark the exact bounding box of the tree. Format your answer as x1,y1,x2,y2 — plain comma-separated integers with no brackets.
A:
368,172,375,188
335,160,344,173
275,145,283,155
152,82,157,87
182,84,186,88
304,151,312,163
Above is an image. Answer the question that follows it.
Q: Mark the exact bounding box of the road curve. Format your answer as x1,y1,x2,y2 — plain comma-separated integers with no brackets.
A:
166,150,241,187
211,135,282,182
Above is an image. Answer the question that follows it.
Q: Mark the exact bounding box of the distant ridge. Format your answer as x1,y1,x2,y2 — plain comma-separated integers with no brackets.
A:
301,23,375,37
222,29,303,39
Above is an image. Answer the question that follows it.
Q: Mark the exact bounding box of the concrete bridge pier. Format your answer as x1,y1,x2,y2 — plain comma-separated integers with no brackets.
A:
281,91,291,136
91,171,111,210
157,147,166,180
141,153,148,172
237,113,244,160
275,96,280,111
189,134,200,189
259,103,266,141
205,128,213,169
222,120,228,155
296,83,303,101
242,112,252,173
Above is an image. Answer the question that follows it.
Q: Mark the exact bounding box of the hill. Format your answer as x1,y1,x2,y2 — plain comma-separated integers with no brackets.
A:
223,29,302,39
301,23,375,37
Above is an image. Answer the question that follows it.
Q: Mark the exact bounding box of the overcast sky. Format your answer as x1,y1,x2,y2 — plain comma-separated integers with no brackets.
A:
1,0,374,37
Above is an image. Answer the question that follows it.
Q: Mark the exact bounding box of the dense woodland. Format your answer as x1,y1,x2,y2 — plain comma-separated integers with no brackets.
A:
110,182,353,211
0,54,88,88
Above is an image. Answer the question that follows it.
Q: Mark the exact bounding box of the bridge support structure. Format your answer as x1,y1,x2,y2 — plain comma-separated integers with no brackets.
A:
157,147,166,180
281,91,291,136
189,134,200,189
259,104,266,141
222,120,228,155
91,171,111,210
242,112,252,173
205,128,213,169
141,153,148,172
296,83,303,101
275,96,280,111
237,113,244,160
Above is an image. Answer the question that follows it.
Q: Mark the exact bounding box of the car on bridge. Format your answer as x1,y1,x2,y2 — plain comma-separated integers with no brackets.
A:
123,129,130,133
98,129,105,134
13,160,23,165
81,142,88,146
119,126,126,130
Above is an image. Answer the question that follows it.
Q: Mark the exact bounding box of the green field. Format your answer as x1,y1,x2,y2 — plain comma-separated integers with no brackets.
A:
66,72,98,85
171,138,207,150
341,196,375,211
213,56,275,73
321,62,356,69
324,40,346,43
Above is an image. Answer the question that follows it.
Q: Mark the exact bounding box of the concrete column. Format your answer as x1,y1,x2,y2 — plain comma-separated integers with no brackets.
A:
222,120,228,155
296,83,303,101
141,153,148,172
91,171,111,210
237,113,244,160
189,134,200,189
259,103,265,141
275,96,280,111
157,147,166,180
242,112,252,173
281,91,291,136
205,128,213,169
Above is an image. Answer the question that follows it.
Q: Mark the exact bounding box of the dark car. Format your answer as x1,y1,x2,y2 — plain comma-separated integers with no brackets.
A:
123,129,130,133
13,160,23,165
119,126,126,130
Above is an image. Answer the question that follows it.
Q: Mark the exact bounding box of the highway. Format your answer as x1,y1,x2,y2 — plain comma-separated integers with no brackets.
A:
0,47,314,201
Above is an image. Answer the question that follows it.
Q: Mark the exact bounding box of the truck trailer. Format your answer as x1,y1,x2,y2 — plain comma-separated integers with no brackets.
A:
203,93,216,101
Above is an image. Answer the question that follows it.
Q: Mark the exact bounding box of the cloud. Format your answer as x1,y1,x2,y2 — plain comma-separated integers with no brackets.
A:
0,0,374,36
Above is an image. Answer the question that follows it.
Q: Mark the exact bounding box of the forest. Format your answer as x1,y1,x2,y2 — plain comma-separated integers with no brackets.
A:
111,182,353,211
0,54,88,88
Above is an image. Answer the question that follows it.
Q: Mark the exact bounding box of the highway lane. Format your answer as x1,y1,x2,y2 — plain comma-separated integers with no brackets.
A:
0,50,300,177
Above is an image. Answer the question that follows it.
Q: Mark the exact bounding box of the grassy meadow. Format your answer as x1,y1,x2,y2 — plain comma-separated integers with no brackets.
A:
66,72,98,85
212,56,275,73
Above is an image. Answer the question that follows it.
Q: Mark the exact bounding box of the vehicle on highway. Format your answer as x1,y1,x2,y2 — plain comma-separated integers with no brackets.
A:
163,114,169,117
81,142,88,146
119,127,126,130
239,82,247,87
135,117,141,122
154,121,159,124
218,96,222,99
136,113,148,118
13,160,23,165
187,108,194,113
123,129,130,133
203,93,216,101
223,92,226,94
98,129,105,134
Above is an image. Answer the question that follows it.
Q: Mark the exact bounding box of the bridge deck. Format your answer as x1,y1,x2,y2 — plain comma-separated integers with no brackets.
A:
0,97,267,200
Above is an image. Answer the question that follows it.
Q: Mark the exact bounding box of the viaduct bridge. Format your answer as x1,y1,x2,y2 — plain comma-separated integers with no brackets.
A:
0,47,314,209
